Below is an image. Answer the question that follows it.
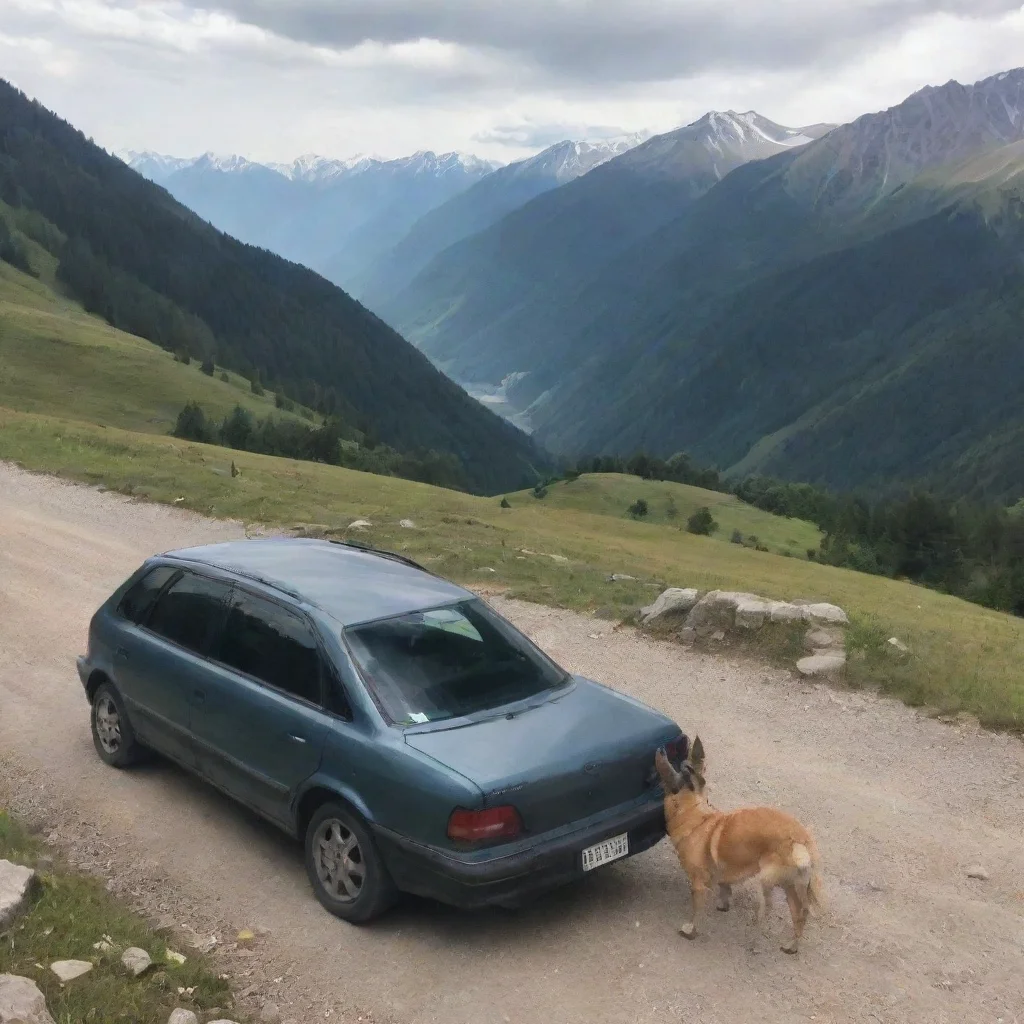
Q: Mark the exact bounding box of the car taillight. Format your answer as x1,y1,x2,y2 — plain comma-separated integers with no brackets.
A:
665,734,689,764
447,805,522,843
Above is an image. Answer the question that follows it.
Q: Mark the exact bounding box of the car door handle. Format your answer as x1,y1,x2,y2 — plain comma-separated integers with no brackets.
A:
287,734,308,744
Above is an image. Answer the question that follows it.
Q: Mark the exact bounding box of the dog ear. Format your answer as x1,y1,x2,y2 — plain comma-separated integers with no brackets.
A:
654,749,685,794
688,735,705,772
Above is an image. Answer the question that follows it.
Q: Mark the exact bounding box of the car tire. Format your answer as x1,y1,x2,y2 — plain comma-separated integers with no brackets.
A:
304,801,398,923
90,681,143,768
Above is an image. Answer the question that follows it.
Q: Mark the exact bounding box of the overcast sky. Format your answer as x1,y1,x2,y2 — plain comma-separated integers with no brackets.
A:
3,0,1024,164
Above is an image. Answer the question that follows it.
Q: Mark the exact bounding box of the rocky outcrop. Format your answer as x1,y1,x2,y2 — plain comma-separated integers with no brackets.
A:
640,586,850,677
0,975,55,1024
0,860,34,930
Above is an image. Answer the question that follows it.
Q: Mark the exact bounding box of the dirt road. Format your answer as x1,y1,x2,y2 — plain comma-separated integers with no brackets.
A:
2,463,1023,1024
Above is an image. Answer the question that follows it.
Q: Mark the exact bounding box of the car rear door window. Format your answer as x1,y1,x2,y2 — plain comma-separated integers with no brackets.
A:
118,565,178,624
146,572,232,655
216,590,322,705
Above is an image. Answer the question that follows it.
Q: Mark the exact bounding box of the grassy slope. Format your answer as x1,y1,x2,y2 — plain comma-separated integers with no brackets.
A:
0,261,1021,731
0,810,244,1024
510,473,822,557
0,260,309,436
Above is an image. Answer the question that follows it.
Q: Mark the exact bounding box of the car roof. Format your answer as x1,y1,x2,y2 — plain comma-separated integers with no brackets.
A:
159,537,472,627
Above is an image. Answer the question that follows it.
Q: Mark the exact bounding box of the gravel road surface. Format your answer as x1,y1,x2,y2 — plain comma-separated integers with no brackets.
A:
2,463,1022,1024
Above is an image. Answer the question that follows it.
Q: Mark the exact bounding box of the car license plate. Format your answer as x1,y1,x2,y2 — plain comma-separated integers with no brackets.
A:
581,832,629,871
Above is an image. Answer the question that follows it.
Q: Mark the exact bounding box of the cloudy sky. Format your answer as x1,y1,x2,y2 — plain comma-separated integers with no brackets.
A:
3,0,1024,163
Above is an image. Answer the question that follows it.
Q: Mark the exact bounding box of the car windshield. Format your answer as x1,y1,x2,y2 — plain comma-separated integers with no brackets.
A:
345,599,570,724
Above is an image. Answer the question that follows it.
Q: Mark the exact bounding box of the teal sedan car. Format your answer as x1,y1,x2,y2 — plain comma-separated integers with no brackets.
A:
78,538,686,922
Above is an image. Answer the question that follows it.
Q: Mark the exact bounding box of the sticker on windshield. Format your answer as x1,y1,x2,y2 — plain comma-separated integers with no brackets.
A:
420,608,483,642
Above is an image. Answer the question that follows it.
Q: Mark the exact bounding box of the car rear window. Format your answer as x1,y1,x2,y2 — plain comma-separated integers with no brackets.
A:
345,599,569,724
118,565,178,624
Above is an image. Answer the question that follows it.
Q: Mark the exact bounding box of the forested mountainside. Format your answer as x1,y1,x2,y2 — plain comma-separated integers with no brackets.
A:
379,68,1024,502
0,80,547,495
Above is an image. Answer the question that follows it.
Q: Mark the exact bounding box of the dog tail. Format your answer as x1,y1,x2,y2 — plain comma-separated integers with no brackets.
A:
795,835,825,915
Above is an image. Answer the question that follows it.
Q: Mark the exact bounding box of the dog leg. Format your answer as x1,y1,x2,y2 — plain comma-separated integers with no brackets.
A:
716,882,732,912
746,881,774,954
680,881,708,940
781,883,809,954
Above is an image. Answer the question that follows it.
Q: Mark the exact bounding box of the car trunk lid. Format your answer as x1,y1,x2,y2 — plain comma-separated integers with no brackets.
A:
403,677,680,836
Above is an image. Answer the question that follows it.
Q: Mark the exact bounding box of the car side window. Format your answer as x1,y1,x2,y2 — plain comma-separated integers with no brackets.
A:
118,565,178,625
146,572,232,655
216,590,322,706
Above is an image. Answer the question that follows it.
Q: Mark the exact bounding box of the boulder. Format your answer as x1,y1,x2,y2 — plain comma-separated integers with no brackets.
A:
121,947,152,977
796,653,847,678
49,961,93,983
0,974,56,1024
0,860,35,930
768,601,806,623
685,591,755,633
805,627,843,652
640,588,701,625
168,1011,199,1024
804,603,849,625
734,597,772,629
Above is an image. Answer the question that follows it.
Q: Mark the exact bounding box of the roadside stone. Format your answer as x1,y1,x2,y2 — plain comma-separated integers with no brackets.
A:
734,597,771,629
639,588,701,625
260,1003,282,1024
167,1011,199,1024
796,653,847,678
711,630,726,642
678,627,696,645
0,860,35,930
50,961,93,983
685,590,752,632
347,520,372,530
607,573,636,582
122,948,152,976
399,519,416,529
769,601,805,623
0,974,56,1024
806,627,842,652
887,637,911,655
966,864,989,880
207,1019,242,1024
804,603,849,625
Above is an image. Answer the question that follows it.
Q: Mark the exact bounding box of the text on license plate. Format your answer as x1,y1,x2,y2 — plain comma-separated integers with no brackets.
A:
581,832,629,872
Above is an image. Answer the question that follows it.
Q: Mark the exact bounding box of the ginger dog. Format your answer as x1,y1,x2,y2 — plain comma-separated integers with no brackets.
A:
655,737,823,953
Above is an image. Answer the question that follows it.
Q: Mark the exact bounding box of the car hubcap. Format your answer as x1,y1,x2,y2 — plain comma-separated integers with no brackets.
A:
94,695,122,754
313,819,365,903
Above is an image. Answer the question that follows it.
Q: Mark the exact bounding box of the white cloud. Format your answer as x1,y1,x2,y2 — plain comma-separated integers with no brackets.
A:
1,0,1022,162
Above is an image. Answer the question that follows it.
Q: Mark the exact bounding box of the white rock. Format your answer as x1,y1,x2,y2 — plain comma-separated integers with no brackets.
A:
796,653,847,678
168,1011,199,1024
806,627,842,651
49,960,93,983
734,597,772,629
165,950,187,966
0,974,56,1024
547,553,569,564
640,588,701,625
121,947,152,976
965,864,989,880
347,520,372,530
887,637,910,654
607,574,636,582
0,860,34,930
399,519,416,529
804,603,849,625
769,601,806,623
207,1020,242,1024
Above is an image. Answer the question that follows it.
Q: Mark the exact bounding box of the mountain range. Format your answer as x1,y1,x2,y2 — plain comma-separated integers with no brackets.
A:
0,79,546,495
379,69,1024,502
122,134,649,298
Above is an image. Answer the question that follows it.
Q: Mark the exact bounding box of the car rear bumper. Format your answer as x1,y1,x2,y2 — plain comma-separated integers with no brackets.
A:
371,796,666,910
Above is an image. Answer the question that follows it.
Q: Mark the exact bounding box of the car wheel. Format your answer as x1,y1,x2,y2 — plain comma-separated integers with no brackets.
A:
304,801,398,923
91,681,143,768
